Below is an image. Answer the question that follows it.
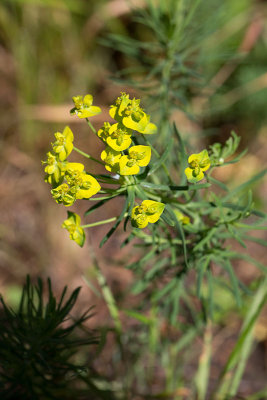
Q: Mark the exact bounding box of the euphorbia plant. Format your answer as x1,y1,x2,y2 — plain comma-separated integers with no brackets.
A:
42,93,265,316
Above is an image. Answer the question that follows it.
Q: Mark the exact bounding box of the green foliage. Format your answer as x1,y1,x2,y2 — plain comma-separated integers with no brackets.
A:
2,0,266,398
70,117,265,321
0,276,114,400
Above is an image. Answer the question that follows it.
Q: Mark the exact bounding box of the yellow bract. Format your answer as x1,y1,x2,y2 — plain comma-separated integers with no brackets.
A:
101,146,121,173
109,93,157,134
174,210,190,225
184,149,210,183
77,174,101,199
51,183,76,206
97,122,132,151
109,92,131,120
52,126,74,161
65,163,101,200
62,212,85,247
119,145,151,175
50,162,101,206
123,111,157,135
70,94,102,119
131,200,165,228
43,151,67,186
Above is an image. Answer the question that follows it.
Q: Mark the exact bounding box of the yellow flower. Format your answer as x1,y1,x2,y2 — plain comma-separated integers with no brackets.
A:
109,92,131,121
66,162,85,173
52,126,74,161
43,151,67,186
97,122,132,151
70,94,102,119
51,163,101,205
51,183,76,206
110,94,157,134
174,210,190,225
76,174,101,199
65,163,101,199
123,110,157,134
184,149,210,183
131,200,165,228
119,145,151,175
101,146,121,173
62,212,85,247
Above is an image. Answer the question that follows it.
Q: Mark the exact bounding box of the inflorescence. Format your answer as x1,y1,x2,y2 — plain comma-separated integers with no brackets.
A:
42,92,211,246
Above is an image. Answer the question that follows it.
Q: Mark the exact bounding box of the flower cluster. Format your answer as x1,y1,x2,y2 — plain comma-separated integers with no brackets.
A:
43,126,101,209
70,94,101,119
98,92,156,175
43,94,216,247
42,93,171,246
185,150,211,183
62,212,85,247
131,200,165,229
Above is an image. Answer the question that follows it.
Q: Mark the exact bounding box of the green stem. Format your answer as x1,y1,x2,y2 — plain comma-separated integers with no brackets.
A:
93,262,122,334
86,118,97,134
88,195,117,201
93,175,122,184
82,217,117,229
73,146,105,166
195,320,212,400
84,241,122,335
123,175,135,186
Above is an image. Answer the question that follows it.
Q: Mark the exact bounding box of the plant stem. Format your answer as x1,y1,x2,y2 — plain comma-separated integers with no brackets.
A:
88,195,117,201
195,320,212,400
82,217,117,229
93,261,122,334
84,240,122,335
213,277,267,399
73,146,105,166
86,118,97,134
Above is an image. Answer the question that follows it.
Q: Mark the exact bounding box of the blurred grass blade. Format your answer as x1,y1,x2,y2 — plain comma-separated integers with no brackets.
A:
122,309,152,325
207,269,214,318
228,277,267,397
246,388,267,400
195,320,212,400
184,0,202,29
213,277,267,399
10,0,86,14
82,274,102,298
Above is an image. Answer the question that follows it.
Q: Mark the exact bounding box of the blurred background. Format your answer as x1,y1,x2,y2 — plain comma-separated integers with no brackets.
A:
0,0,140,308
0,0,266,397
